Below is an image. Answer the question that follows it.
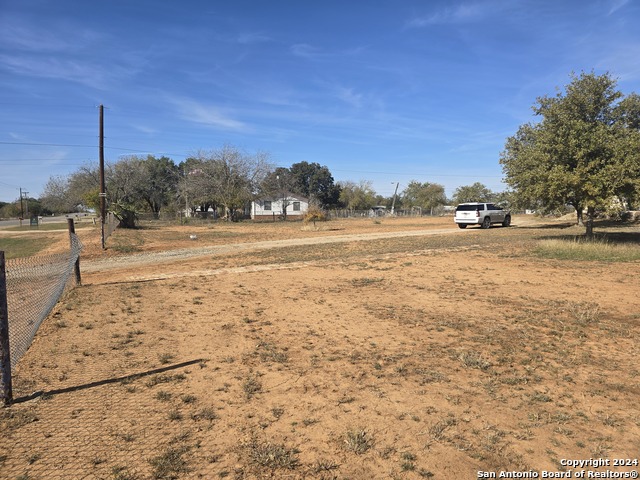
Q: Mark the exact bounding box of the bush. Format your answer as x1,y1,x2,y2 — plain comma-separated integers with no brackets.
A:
303,207,327,227
111,203,138,228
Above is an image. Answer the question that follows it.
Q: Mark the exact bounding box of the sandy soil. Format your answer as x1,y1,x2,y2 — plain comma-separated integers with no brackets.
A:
1,216,639,480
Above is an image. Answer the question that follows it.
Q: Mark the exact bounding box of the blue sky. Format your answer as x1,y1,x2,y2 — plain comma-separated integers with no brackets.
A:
1,0,639,203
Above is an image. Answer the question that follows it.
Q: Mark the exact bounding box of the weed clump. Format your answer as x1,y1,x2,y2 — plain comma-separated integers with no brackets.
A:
458,351,492,371
149,444,191,479
343,428,374,454
246,439,300,469
243,373,262,399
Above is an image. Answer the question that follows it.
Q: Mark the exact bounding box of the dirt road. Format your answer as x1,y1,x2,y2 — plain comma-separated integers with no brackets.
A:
81,227,464,275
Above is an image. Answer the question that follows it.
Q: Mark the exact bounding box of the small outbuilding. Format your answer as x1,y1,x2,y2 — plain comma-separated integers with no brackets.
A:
369,206,387,217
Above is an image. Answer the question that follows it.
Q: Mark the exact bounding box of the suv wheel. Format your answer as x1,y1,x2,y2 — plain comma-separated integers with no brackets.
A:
502,215,511,227
458,224,467,229
481,217,491,229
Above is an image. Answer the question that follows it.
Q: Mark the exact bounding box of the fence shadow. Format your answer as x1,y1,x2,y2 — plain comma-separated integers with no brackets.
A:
12,358,204,404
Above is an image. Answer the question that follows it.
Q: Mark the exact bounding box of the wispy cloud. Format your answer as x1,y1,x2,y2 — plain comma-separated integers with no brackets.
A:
0,15,103,52
8,132,28,141
290,43,366,61
595,43,640,82
0,15,139,89
166,96,247,131
1,54,97,85
335,86,364,108
0,54,135,90
608,0,630,15
131,124,158,135
406,3,492,27
237,32,272,44
290,43,322,59
0,21,70,52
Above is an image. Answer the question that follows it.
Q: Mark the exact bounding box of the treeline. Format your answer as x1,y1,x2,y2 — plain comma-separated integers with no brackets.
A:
0,198,52,219
24,144,500,222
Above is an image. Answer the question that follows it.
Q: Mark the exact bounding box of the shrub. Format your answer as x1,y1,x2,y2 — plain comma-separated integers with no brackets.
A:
303,206,327,227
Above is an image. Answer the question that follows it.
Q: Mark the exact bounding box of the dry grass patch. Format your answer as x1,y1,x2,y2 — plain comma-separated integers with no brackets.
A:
535,237,640,262
342,428,374,454
244,438,300,470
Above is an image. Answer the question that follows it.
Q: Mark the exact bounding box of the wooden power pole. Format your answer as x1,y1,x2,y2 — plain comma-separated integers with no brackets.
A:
0,251,12,406
99,104,106,250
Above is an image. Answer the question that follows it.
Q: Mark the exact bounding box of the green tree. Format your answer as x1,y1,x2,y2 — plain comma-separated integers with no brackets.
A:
374,194,388,207
401,181,447,215
451,182,493,205
289,161,341,208
137,155,179,218
338,180,377,210
0,200,20,218
501,71,640,235
106,159,147,227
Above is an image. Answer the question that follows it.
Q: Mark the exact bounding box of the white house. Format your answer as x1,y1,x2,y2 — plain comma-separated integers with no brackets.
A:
251,193,309,220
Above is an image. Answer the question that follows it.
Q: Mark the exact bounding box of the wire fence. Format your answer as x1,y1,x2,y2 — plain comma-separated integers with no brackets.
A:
327,207,454,219
3,233,83,372
104,212,120,241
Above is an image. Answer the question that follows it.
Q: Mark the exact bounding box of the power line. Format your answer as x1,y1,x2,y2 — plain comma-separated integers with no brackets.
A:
0,163,89,166
310,168,504,179
0,180,21,189
0,102,96,109
0,141,96,148
0,141,188,158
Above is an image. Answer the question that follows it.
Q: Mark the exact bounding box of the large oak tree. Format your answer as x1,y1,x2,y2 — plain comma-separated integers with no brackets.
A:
288,161,341,208
500,72,640,236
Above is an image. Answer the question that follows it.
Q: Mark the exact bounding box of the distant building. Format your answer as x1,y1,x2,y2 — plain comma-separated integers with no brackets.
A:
369,206,387,217
251,193,309,220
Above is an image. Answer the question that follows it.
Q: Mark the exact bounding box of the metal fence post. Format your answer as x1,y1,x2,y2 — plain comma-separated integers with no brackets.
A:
67,219,81,285
0,251,13,406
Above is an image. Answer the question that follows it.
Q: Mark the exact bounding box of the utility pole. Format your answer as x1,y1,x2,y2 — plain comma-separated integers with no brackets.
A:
19,188,24,226
20,188,29,221
390,182,399,215
99,104,106,249
184,167,188,219
0,251,13,406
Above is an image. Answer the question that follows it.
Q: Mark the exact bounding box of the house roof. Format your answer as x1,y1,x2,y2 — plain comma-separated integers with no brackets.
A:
254,193,309,202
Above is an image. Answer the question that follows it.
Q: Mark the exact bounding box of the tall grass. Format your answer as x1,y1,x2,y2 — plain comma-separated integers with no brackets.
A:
535,237,640,262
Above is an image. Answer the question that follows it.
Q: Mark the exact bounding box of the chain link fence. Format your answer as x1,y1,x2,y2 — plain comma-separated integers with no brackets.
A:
327,207,451,219
4,233,83,372
104,212,120,241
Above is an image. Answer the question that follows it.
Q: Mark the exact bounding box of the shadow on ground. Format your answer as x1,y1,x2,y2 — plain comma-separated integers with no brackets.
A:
12,359,204,404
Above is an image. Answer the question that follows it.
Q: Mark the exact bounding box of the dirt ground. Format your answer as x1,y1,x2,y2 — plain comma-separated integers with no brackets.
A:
1,216,639,479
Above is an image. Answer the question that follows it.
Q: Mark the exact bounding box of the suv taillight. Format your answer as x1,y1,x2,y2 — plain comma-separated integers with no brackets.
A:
476,210,480,217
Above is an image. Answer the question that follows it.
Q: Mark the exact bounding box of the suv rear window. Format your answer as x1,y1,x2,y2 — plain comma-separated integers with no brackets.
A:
456,204,483,212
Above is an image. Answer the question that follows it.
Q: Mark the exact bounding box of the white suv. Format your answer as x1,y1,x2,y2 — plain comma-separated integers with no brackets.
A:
454,202,511,229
